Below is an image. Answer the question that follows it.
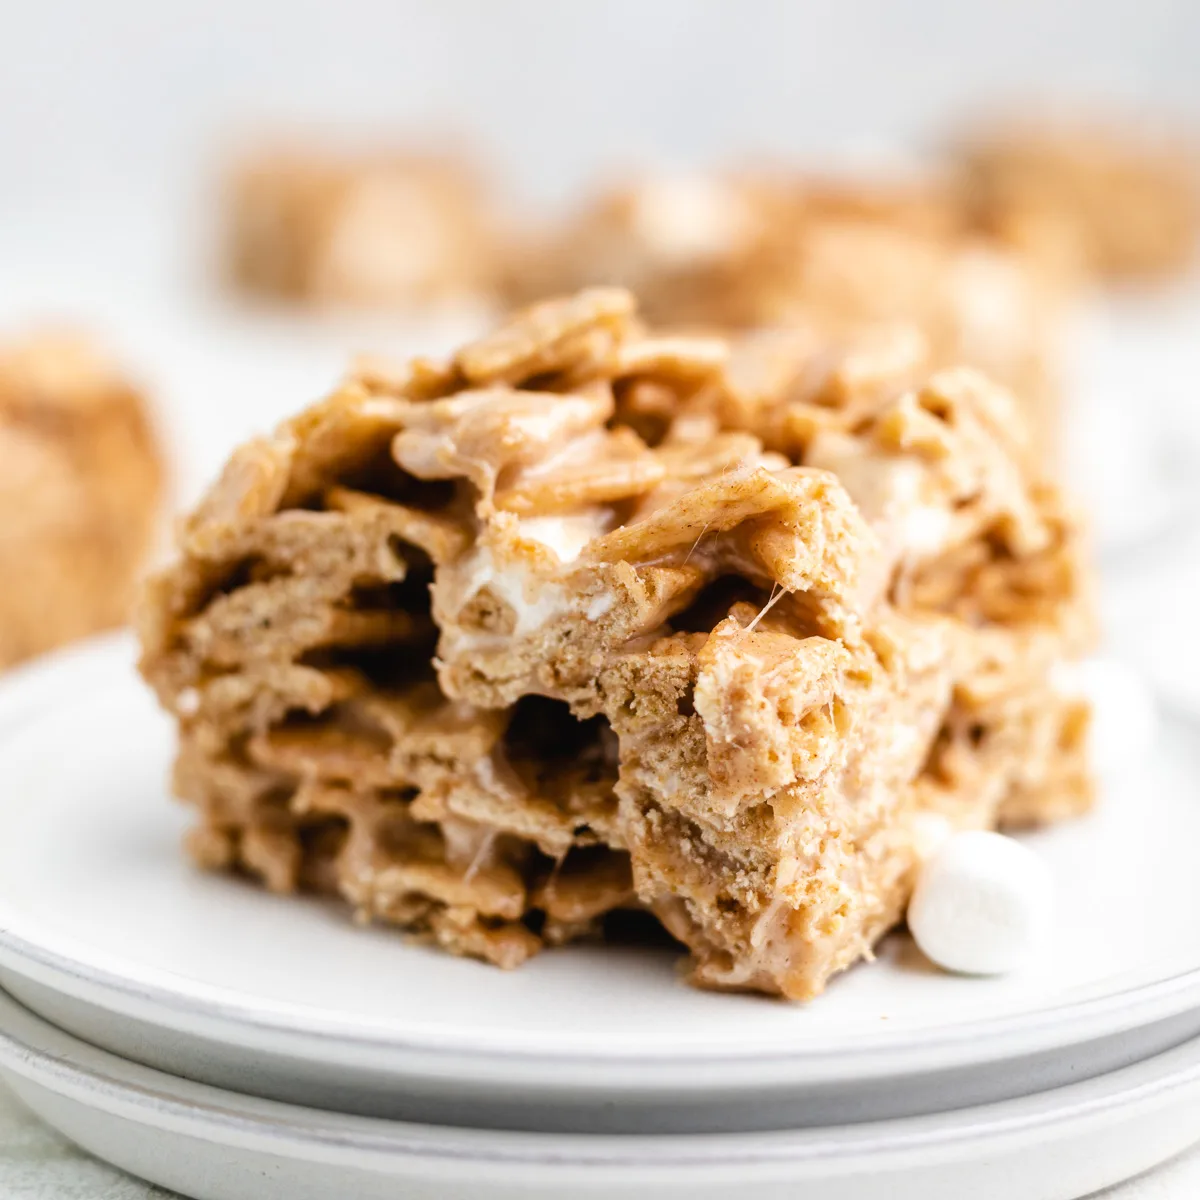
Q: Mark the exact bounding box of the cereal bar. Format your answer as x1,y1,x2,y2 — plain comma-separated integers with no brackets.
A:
140,289,1092,999
227,146,499,308
1,335,163,669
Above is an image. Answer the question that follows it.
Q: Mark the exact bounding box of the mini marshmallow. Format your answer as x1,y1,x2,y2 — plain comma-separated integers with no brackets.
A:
1052,655,1157,777
908,831,1053,976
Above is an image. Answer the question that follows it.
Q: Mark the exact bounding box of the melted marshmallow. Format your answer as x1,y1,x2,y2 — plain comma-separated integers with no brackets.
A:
899,504,955,556
459,543,575,638
630,175,753,265
807,438,955,562
517,514,606,564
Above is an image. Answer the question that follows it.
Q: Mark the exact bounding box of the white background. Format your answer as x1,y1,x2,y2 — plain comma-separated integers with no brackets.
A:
1,0,1199,216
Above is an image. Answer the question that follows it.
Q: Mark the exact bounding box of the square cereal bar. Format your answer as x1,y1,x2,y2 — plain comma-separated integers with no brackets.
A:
140,290,1092,1000
227,145,499,308
958,118,1200,280
1,335,162,668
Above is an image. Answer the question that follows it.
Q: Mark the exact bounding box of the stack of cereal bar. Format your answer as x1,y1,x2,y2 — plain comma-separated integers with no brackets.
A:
139,289,1092,1000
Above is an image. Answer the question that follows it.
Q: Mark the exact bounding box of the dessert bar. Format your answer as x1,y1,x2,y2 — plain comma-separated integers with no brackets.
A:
1,335,162,669
959,119,1199,280
140,289,1091,999
227,146,499,308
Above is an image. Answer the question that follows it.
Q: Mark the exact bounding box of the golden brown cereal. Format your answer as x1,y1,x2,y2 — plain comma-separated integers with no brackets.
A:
0,335,163,669
507,171,1063,463
140,290,1092,998
226,145,501,307
958,118,1200,280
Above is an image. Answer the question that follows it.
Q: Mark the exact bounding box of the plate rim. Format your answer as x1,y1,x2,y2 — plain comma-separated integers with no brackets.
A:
1,637,1200,1084
2,985,1200,1170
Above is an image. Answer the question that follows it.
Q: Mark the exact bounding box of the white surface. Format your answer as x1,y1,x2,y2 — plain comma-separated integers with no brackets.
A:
1,637,1200,1135
3,988,1200,1200
2,0,1199,219
1059,287,1200,559
1054,657,1159,777
1102,519,1200,721
908,832,1054,976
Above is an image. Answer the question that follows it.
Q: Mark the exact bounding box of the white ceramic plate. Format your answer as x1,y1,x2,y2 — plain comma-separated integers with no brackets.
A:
3,987,1200,1200
2,638,1200,1133
0,631,129,736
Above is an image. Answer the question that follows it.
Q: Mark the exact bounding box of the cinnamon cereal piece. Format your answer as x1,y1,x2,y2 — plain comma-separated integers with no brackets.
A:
455,288,636,385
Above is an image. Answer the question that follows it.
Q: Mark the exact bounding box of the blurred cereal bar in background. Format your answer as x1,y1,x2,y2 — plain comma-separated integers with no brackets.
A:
508,170,1064,464
0,335,163,669
957,117,1200,281
226,144,501,308
504,171,794,328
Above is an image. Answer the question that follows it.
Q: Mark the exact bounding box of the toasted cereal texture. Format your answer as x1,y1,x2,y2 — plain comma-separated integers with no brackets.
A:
140,289,1093,998
0,335,163,669
507,172,1063,463
958,119,1200,280
227,146,500,307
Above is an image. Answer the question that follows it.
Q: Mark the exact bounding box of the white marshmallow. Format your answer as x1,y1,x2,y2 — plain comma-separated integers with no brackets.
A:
1052,656,1158,777
907,831,1053,976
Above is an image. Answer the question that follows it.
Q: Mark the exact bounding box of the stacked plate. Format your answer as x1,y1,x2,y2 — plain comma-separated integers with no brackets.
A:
2,635,1200,1199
